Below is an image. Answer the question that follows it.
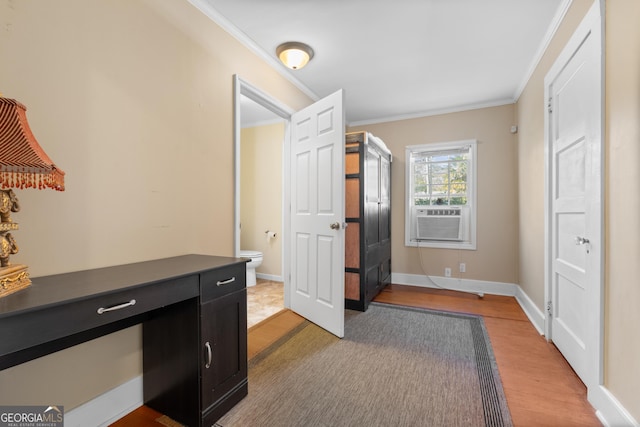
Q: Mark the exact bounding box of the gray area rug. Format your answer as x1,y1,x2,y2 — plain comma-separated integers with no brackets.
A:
217,303,512,427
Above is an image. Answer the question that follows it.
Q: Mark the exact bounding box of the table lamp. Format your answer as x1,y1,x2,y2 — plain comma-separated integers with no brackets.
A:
0,95,65,298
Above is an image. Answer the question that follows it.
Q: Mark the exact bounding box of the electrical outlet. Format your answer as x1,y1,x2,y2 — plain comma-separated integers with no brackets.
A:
445,268,452,277
459,263,466,273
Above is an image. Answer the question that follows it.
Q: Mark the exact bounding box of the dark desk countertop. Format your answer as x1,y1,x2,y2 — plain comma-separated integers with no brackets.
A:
0,254,246,317
0,254,247,370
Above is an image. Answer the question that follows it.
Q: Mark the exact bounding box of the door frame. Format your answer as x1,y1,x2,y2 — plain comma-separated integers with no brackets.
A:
233,75,294,307
543,1,603,391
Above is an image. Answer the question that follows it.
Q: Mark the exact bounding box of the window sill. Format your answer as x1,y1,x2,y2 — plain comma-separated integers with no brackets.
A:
406,240,477,250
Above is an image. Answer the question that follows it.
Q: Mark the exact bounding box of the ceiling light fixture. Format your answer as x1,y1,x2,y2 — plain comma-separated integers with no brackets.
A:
276,42,314,70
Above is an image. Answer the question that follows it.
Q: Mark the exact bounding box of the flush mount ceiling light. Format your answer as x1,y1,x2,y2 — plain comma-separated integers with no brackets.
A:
276,42,314,70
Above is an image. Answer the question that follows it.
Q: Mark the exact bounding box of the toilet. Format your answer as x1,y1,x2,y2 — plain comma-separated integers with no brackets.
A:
240,250,263,287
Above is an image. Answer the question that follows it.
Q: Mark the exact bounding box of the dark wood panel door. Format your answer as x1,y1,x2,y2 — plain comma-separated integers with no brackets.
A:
365,146,381,249
201,289,248,414
379,154,391,244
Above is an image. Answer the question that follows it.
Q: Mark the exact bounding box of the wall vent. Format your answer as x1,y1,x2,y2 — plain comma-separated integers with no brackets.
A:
416,207,462,241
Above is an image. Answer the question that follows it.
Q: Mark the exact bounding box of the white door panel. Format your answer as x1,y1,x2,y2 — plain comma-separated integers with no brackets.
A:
557,214,586,271
294,233,311,296
316,234,336,305
556,139,586,197
295,152,311,213
290,90,345,338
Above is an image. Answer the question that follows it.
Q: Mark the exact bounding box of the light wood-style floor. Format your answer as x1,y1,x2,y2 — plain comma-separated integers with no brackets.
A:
376,284,601,426
112,284,601,426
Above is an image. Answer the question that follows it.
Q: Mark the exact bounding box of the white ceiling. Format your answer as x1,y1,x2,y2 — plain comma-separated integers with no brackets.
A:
194,0,569,126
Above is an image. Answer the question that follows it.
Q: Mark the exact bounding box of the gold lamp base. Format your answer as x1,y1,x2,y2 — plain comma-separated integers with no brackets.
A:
0,264,31,298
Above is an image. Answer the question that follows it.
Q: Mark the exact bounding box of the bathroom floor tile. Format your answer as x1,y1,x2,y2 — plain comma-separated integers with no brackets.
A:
247,279,284,328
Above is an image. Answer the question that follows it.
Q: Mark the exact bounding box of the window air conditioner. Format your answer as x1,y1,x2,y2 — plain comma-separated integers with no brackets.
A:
416,207,463,241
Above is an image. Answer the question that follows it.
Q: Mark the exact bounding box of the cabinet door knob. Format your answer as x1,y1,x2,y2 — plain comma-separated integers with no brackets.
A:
205,341,212,369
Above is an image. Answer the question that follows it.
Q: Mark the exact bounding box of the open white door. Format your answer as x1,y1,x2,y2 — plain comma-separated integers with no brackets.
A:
290,90,345,338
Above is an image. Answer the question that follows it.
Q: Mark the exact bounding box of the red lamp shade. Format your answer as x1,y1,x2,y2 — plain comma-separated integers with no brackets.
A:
0,97,65,191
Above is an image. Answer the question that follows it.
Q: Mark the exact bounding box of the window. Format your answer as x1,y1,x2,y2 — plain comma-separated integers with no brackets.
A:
405,140,477,249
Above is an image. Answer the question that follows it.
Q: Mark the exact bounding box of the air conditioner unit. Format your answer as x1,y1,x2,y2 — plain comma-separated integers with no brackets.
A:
416,207,463,241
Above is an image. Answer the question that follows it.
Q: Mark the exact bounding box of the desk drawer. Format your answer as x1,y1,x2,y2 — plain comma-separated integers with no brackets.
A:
200,263,246,302
0,275,198,359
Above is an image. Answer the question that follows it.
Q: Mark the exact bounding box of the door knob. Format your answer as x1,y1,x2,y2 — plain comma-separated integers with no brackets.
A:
329,222,341,230
575,236,590,245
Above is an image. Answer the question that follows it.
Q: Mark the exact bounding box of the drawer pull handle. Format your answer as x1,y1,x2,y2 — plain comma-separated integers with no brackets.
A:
216,277,236,286
205,341,212,369
97,299,136,315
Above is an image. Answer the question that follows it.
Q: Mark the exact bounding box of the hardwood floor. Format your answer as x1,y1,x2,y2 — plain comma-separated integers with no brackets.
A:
246,308,306,361
112,284,601,426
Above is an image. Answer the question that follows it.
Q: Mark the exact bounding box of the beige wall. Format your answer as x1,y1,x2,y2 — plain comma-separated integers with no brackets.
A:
350,104,519,284
517,0,640,420
516,0,594,308
0,0,311,409
605,0,640,419
240,123,284,278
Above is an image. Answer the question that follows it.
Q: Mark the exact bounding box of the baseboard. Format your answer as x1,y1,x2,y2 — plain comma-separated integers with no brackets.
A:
256,273,283,282
65,376,142,427
514,286,546,335
590,385,640,427
391,273,548,333
391,272,518,297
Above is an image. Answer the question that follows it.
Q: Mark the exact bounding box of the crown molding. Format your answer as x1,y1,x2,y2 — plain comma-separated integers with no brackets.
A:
349,98,515,127
513,0,573,101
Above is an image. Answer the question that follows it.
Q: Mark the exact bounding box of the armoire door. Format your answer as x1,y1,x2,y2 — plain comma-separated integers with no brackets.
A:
379,152,391,285
364,145,381,302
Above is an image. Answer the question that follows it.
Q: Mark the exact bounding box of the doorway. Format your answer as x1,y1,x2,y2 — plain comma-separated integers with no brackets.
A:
234,76,293,327
234,76,346,337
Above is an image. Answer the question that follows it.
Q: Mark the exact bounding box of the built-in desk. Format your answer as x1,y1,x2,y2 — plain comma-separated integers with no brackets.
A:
0,254,248,426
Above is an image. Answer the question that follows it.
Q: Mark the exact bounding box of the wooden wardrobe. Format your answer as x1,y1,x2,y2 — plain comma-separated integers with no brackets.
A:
344,131,392,311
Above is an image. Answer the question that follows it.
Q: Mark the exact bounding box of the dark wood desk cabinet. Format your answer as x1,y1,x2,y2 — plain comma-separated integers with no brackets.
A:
144,261,248,426
0,254,248,427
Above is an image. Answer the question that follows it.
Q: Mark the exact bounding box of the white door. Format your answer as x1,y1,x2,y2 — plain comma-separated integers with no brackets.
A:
545,4,602,388
290,90,345,338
